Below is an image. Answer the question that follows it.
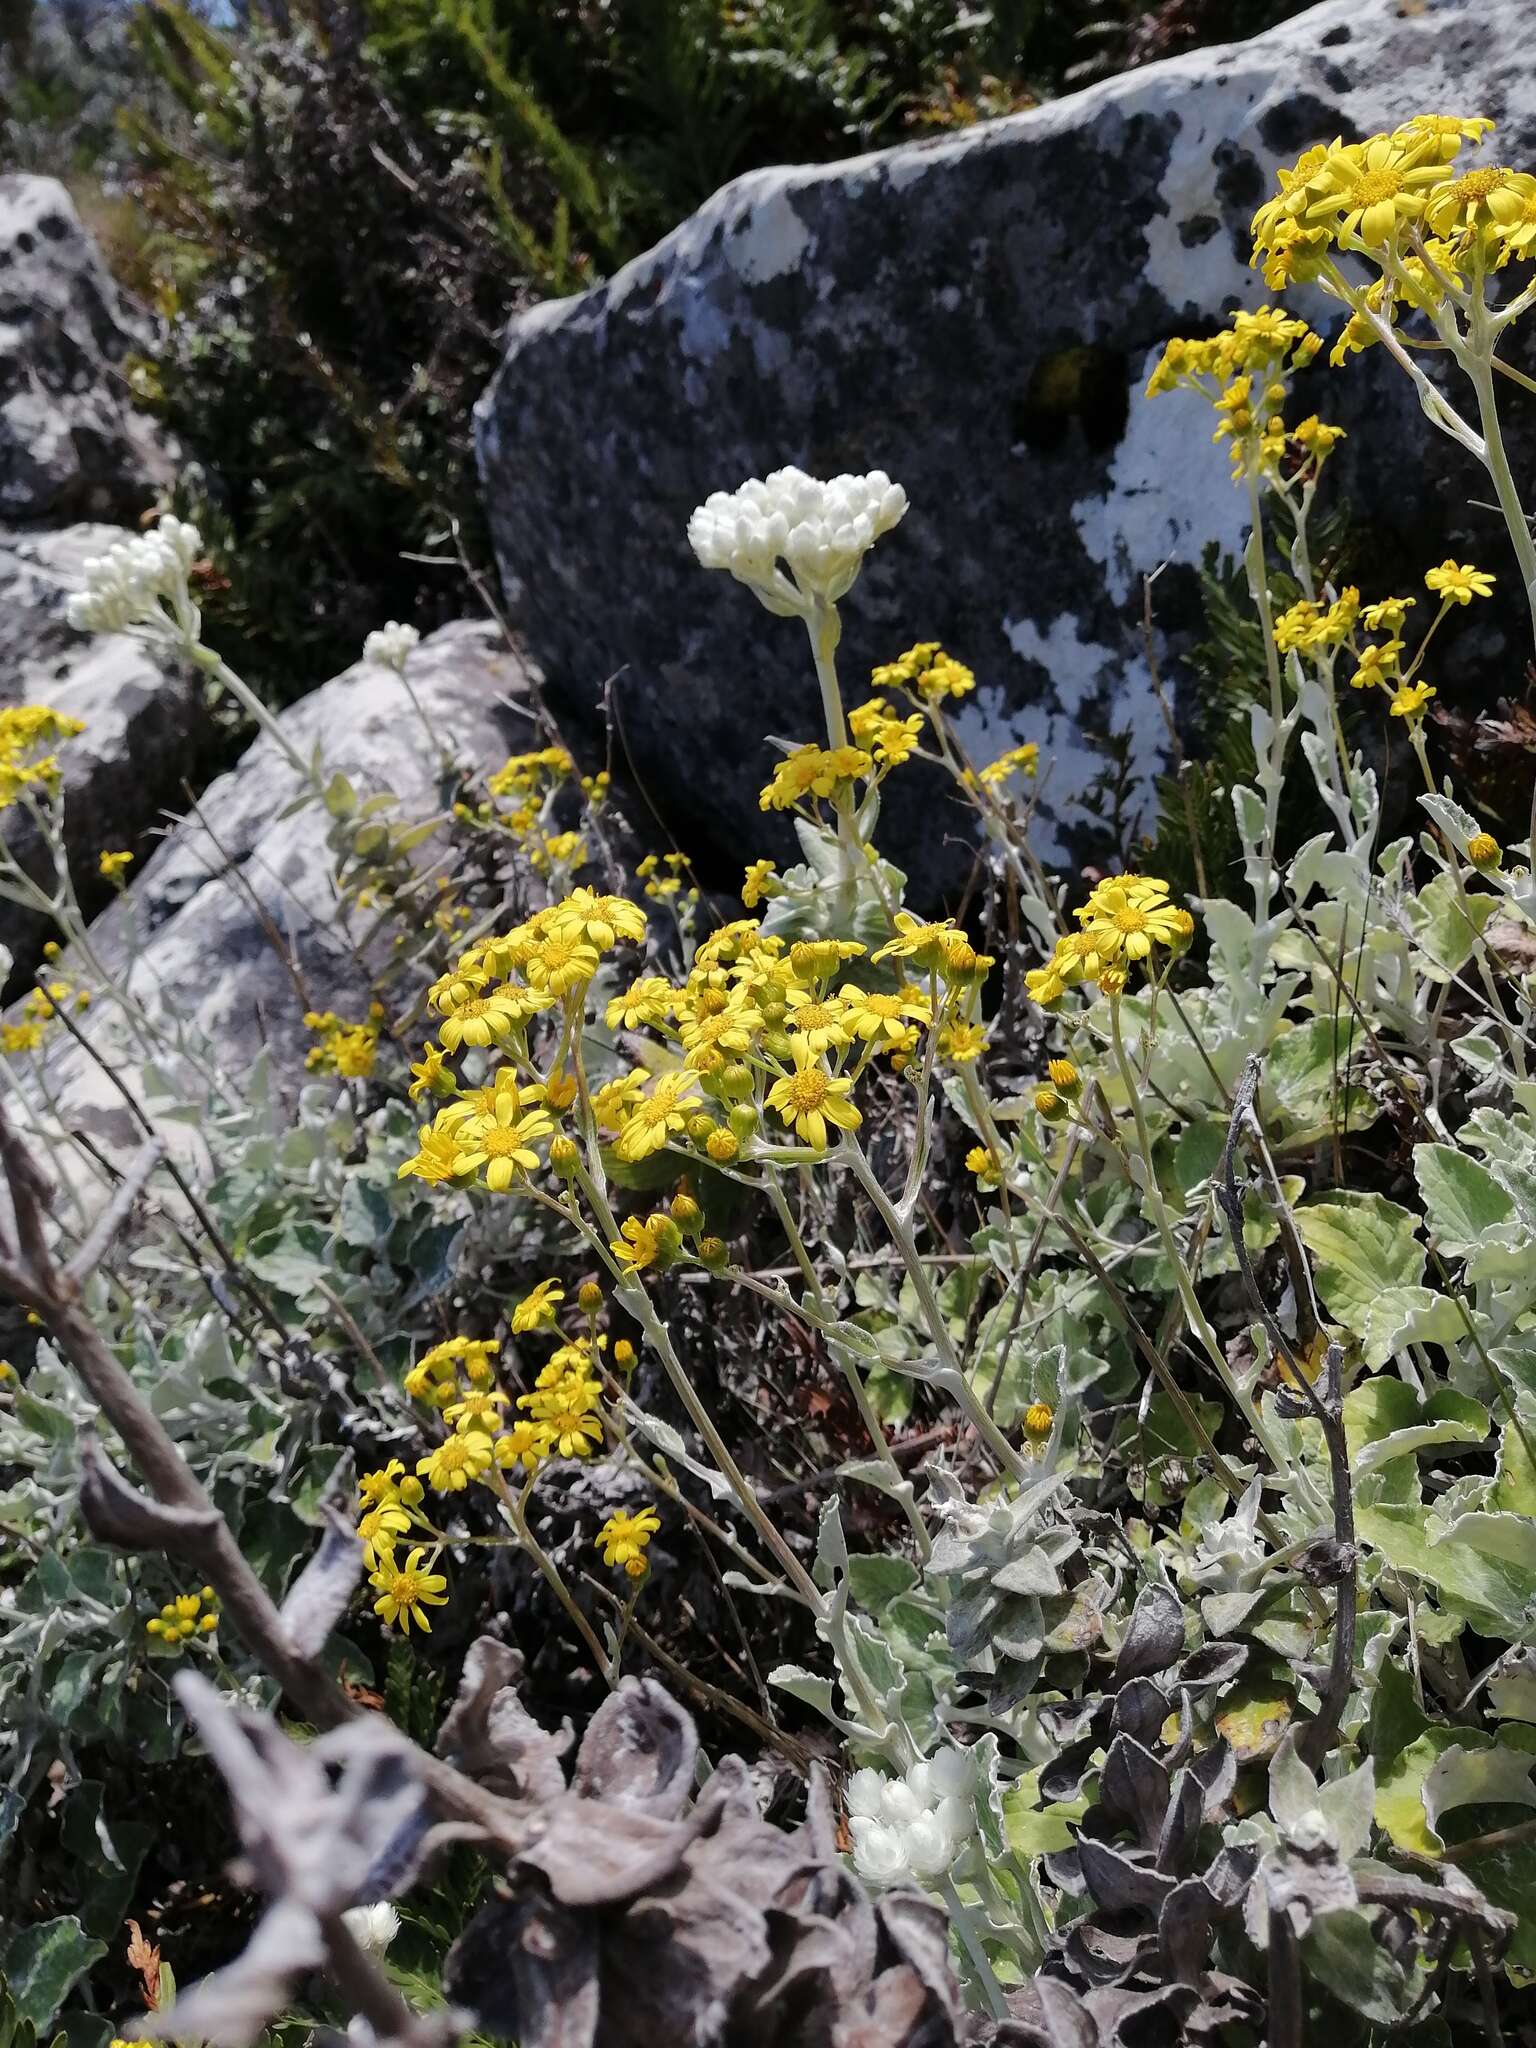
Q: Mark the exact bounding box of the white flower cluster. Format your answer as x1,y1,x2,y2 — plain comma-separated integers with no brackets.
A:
363,620,421,672
687,466,908,614
341,1901,400,1955
845,1748,976,1889
66,517,204,641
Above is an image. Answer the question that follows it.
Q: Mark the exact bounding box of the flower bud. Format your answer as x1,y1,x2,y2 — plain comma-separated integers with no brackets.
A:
614,1338,636,1369
1024,1400,1054,1436
577,1279,603,1314
720,1060,754,1100
1034,1085,1066,1122
1045,1058,1080,1094
550,1134,580,1177
698,1236,729,1271
1467,830,1501,868
706,1127,739,1164
686,1113,718,1144
728,1102,759,1140
670,1193,703,1233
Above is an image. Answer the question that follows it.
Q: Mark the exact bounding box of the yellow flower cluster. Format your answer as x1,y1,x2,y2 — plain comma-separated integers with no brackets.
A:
304,1004,383,1079
145,1586,220,1647
1146,308,1327,483
636,850,695,902
977,741,1041,790
477,743,606,873
0,705,85,812
1251,119,1536,359
870,642,977,703
760,742,873,813
1025,876,1194,1008
98,848,134,881
1,977,89,1058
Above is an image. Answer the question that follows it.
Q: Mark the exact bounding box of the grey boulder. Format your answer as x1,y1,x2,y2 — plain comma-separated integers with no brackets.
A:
476,0,1536,884
0,175,173,524
0,523,209,991
18,621,534,1165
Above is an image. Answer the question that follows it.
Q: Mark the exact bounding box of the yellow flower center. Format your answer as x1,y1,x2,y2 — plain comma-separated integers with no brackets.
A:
795,1004,835,1030
479,1127,525,1157
1354,168,1402,205
392,1571,422,1603
1113,907,1149,933
1454,167,1507,202
863,994,904,1017
787,1071,829,1111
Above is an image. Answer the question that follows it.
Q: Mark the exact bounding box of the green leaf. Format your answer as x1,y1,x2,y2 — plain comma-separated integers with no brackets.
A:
1413,1143,1517,1263
1342,1380,1487,1478
1295,1193,1423,1337
1002,1771,1087,1857
1356,1504,1536,1632
1302,1909,1411,2022
0,1920,107,2031
1375,1729,1465,1853
1356,1286,1467,1373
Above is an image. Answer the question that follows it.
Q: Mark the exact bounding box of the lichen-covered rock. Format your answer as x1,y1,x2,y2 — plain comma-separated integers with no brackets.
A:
19,621,535,1163
0,523,208,989
476,0,1534,881
0,176,172,523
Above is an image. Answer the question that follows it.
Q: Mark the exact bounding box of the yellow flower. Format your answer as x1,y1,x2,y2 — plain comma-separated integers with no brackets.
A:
370,1547,449,1632
526,928,601,998
1425,164,1536,241
611,1214,666,1272
1349,639,1404,690
417,1434,494,1492
1046,1058,1080,1093
396,1121,464,1186
765,1040,862,1151
741,858,778,908
614,1071,702,1163
873,911,962,974
444,1387,510,1433
545,887,647,953
938,1019,986,1064
1425,559,1494,605
784,987,851,1054
838,982,931,1043
1467,831,1501,867
1024,1401,1054,1436
449,1095,555,1191
494,1420,547,1474
965,1144,1002,1188
542,1406,604,1459
1362,596,1414,633
1075,875,1188,962
408,1042,451,1101
596,1506,660,1578
357,1501,410,1565
437,989,533,1053
512,1279,565,1333
605,975,674,1031
1303,131,1448,249
0,705,85,810
98,849,134,880
1390,679,1437,721
358,1460,407,1505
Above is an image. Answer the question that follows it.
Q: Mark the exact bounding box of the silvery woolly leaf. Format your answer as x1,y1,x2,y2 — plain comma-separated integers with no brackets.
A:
1112,1584,1185,1685
280,1508,365,1660
571,1677,698,1818
436,1637,569,1805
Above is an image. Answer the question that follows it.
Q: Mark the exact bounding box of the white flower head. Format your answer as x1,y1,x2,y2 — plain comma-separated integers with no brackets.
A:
900,1811,956,1881
342,1901,400,1955
364,621,421,673
849,1816,911,1888
926,1746,975,1802
687,466,907,615
844,1767,889,1821
66,517,204,646
879,1777,927,1827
